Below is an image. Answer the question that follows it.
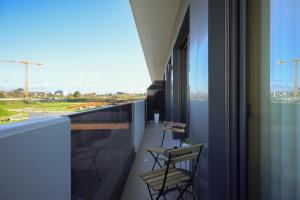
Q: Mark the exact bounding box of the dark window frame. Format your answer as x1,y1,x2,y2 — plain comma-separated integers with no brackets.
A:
208,0,247,199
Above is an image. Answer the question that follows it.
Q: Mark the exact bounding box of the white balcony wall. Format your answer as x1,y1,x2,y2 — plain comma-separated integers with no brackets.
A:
0,117,71,200
132,100,145,151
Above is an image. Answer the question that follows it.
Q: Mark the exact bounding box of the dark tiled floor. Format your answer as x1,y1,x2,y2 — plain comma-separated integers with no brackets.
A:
121,123,182,200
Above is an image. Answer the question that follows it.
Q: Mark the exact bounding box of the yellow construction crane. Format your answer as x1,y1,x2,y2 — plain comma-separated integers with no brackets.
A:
0,59,44,97
277,58,300,97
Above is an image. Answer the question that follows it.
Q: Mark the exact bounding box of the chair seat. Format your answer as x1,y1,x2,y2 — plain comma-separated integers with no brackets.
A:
139,167,191,191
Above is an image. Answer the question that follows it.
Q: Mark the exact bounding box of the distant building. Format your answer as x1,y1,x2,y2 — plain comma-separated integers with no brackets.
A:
54,90,68,96
14,88,24,95
30,92,45,97
117,92,129,95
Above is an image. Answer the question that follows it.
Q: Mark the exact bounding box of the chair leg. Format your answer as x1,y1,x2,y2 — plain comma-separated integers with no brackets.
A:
147,185,154,200
160,130,166,147
179,135,183,147
150,152,163,170
156,193,162,200
176,184,191,200
175,185,185,200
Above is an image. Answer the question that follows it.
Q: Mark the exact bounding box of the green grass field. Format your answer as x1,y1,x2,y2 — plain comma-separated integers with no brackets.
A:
0,100,83,124
0,94,144,124
0,101,81,112
0,106,17,124
0,107,16,118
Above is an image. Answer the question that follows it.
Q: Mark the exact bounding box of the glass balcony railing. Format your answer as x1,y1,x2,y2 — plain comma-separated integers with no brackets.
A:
69,103,135,200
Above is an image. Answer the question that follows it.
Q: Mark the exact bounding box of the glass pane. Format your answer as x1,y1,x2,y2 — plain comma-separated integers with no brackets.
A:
248,0,300,199
69,104,133,200
269,0,300,199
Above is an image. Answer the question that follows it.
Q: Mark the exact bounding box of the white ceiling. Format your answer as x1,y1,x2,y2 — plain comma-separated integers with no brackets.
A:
130,0,182,82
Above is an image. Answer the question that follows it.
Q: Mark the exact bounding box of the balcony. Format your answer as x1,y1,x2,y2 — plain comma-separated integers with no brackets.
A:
0,100,187,200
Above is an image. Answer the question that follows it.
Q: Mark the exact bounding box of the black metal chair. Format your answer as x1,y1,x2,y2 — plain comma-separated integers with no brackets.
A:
147,122,187,170
161,121,187,147
139,144,204,200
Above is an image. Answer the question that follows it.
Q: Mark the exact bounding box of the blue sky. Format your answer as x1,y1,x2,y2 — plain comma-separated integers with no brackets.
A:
270,0,300,92
0,0,151,94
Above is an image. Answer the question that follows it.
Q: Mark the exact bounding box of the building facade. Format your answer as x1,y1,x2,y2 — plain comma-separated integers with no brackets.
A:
131,0,300,199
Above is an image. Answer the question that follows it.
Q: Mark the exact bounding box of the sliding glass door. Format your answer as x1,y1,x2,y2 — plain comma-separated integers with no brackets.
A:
248,0,300,199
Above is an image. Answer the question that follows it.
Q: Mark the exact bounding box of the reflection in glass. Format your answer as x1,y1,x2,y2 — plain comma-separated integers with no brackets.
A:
69,104,133,200
269,0,300,199
252,0,300,199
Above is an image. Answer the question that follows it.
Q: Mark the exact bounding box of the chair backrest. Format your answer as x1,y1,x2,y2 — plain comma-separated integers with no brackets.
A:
157,144,204,193
165,144,204,164
164,144,204,181
163,121,186,128
163,126,185,133
163,121,186,134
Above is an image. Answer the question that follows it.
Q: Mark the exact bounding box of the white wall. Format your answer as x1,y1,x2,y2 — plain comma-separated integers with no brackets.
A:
0,117,71,200
132,100,145,151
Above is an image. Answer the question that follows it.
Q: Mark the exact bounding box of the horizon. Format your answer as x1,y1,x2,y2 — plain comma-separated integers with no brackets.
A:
0,86,147,95
0,0,151,94
0,87,146,95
